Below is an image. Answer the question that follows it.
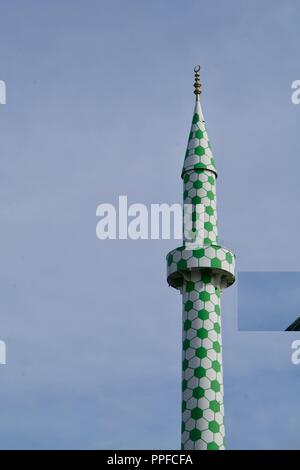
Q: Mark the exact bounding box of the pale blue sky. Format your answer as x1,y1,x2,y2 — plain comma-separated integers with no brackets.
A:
0,0,300,449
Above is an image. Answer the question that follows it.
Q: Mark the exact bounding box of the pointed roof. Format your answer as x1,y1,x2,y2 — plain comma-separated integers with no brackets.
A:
182,67,217,178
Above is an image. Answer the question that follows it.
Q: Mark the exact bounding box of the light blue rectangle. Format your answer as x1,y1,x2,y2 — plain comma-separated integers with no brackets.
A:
238,272,300,331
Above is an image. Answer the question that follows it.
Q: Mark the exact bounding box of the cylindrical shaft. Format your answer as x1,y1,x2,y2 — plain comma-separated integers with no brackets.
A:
183,168,218,247
181,270,225,450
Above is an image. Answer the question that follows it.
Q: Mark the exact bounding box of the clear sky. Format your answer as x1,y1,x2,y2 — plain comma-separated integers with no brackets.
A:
0,0,300,450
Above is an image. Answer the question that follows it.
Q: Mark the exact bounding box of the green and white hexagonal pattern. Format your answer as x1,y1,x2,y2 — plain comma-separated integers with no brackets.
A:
167,245,235,289
181,271,224,450
182,101,217,178
183,169,218,246
166,92,235,450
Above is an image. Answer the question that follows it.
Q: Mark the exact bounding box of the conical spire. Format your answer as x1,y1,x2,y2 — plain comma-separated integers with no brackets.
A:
182,66,217,178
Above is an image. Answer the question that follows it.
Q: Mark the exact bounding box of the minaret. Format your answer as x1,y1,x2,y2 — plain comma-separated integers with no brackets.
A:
166,66,235,450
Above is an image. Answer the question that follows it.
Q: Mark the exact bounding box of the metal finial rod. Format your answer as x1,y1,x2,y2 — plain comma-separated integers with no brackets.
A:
193,65,201,99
